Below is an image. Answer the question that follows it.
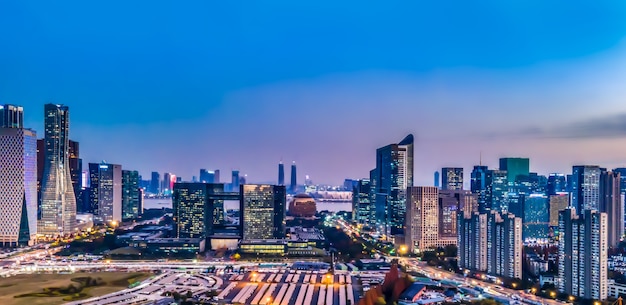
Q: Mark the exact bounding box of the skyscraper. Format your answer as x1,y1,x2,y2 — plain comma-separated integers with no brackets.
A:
199,169,213,183
434,171,440,188
290,162,297,193
88,162,122,224
571,165,603,213
558,208,608,300
549,193,569,228
458,210,522,279
547,173,567,196
39,104,77,236
458,212,488,272
601,170,622,247
373,134,414,236
471,165,489,213
352,179,371,224
150,171,160,195
438,190,460,239
172,183,238,241
278,161,285,185
442,167,463,191
240,184,286,240
173,183,209,239
405,186,453,253
486,169,508,213
486,211,522,279
499,157,530,183
162,172,175,195
612,168,626,194
122,170,141,221
0,105,37,246
0,104,24,128
231,170,240,192
68,140,82,206
523,194,549,241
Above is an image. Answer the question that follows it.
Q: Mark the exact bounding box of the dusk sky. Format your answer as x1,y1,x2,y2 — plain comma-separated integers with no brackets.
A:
2,1,626,185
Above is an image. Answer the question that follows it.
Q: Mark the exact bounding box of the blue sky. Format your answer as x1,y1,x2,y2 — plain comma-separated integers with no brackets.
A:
2,1,626,185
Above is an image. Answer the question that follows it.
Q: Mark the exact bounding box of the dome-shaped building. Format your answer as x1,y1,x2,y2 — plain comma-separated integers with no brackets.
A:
289,194,317,217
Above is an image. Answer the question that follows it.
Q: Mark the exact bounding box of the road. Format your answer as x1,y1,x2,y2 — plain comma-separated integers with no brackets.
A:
331,215,566,305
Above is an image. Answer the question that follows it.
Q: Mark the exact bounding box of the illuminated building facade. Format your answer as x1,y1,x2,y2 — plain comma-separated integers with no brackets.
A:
39,104,77,236
558,208,608,300
442,167,463,191
122,170,141,221
241,184,286,240
373,134,414,236
0,105,38,246
405,186,453,253
88,162,122,224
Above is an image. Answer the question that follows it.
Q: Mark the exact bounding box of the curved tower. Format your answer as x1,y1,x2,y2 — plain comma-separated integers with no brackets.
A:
39,104,77,236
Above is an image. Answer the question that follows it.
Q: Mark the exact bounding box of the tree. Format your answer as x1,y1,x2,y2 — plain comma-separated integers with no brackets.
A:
444,244,458,257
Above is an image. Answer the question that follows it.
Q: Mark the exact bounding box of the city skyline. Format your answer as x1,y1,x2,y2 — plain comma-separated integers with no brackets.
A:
2,2,626,184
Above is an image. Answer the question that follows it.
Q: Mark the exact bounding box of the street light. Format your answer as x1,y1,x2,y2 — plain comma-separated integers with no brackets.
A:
550,292,557,298
266,297,272,305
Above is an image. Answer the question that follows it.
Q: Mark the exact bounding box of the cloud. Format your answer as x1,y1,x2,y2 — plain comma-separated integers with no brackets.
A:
512,113,626,139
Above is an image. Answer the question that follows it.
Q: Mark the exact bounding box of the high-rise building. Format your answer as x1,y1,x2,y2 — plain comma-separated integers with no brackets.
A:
499,157,530,183
612,168,626,194
173,183,209,239
458,212,488,272
373,134,414,236
571,165,603,213
88,162,122,224
290,162,297,194
150,172,160,195
442,167,463,191
434,171,440,188
240,184,286,240
278,162,285,185
458,210,522,279
214,170,220,184
601,170,622,247
344,179,359,191
162,173,175,195
122,170,141,221
549,193,569,228
0,106,37,246
68,140,82,208
231,170,240,192
523,194,549,241
239,174,247,186
438,191,460,239
39,104,77,236
486,170,508,213
172,183,238,241
0,104,24,128
471,165,489,213
200,169,213,183
406,186,453,253
352,179,371,224
558,208,608,300
547,173,567,196
486,211,522,279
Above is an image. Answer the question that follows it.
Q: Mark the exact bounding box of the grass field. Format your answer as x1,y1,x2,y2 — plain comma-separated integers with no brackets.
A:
0,272,152,305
